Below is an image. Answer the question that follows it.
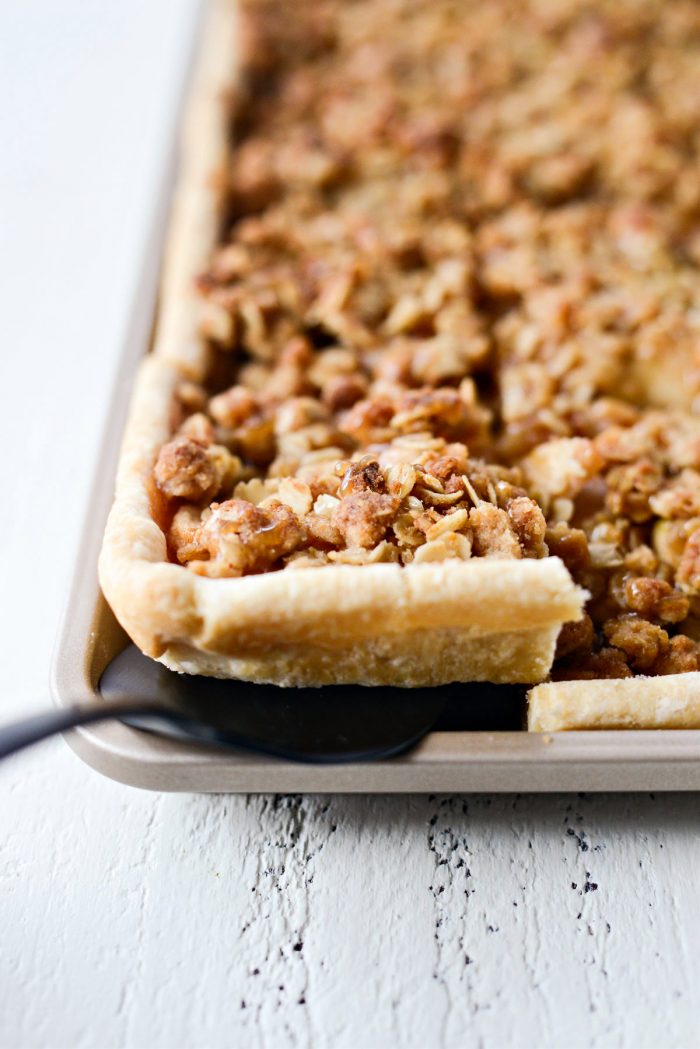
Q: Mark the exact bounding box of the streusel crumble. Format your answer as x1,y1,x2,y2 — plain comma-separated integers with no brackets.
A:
152,0,700,681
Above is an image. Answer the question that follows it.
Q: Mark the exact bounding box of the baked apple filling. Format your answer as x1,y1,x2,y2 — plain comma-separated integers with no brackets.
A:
153,0,700,679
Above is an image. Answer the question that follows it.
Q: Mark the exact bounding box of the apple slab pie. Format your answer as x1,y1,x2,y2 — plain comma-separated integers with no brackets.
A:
100,0,700,729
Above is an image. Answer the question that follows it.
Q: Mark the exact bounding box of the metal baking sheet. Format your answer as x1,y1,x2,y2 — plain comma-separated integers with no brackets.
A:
49,3,700,793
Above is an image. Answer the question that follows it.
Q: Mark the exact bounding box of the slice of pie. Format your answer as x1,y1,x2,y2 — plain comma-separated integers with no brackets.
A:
100,0,700,725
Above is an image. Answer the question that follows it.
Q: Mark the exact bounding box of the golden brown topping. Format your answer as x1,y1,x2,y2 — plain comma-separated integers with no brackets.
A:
233,416,277,466
321,374,368,412
603,614,670,672
274,397,329,436
552,647,633,682
544,523,590,576
337,458,385,497
208,386,258,428
385,463,418,500
605,458,663,523
424,451,470,486
154,437,224,502
177,412,216,446
391,388,480,442
555,615,595,661
649,471,700,520
305,510,342,548
275,477,314,516
623,544,658,577
332,491,399,549
468,504,522,560
623,577,689,624
414,530,472,563
523,438,603,511
653,519,700,570
193,498,305,576
176,381,207,414
340,397,394,445
653,635,700,676
168,505,205,563
506,497,548,559
677,528,700,594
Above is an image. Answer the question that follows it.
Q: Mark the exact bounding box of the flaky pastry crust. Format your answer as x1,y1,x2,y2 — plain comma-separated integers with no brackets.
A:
97,0,586,686
528,673,700,731
99,0,700,723
100,353,583,684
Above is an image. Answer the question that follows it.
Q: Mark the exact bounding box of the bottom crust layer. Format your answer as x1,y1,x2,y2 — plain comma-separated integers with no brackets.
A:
528,674,700,731
159,624,561,687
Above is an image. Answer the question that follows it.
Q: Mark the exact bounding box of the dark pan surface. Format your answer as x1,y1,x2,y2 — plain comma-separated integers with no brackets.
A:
99,645,525,763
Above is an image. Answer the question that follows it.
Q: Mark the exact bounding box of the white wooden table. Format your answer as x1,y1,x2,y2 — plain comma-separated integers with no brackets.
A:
1,4,699,1046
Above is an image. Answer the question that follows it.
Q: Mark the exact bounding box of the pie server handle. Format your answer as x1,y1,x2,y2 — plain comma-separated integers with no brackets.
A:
0,699,166,760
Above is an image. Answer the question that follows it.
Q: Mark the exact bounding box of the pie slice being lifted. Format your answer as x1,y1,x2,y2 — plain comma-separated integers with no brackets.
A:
100,0,700,726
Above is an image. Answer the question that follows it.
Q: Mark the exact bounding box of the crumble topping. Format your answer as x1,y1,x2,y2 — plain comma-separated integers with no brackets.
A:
153,0,700,680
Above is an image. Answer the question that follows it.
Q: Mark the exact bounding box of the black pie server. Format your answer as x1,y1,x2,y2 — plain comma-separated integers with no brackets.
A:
0,645,525,762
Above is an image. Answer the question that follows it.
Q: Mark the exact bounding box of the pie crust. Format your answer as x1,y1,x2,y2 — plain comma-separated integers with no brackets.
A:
98,0,584,687
528,673,700,732
100,351,582,684
99,0,700,725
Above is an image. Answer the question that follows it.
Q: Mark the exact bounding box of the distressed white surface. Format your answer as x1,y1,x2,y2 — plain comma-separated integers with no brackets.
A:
1,4,700,1048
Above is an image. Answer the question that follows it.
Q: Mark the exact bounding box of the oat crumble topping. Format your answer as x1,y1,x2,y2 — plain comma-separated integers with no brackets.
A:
153,0,700,680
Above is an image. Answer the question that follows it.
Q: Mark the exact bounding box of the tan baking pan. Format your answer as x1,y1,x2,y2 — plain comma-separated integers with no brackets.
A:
50,1,700,792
